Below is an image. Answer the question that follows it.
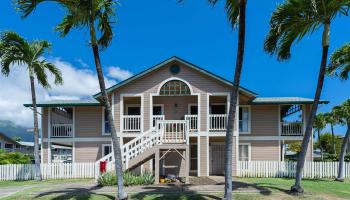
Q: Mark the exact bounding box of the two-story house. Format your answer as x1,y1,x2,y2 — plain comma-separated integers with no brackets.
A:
25,56,328,180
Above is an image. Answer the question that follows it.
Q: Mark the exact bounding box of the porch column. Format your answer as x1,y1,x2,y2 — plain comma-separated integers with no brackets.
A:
154,148,160,184
198,135,209,176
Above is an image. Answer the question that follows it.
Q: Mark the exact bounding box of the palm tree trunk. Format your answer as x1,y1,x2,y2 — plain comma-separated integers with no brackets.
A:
331,123,336,155
291,22,330,193
224,1,246,199
317,129,323,161
336,123,350,182
29,74,42,181
89,21,127,199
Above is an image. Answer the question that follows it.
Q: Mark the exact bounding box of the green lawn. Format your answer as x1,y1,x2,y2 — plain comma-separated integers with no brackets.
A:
2,178,349,200
0,178,94,187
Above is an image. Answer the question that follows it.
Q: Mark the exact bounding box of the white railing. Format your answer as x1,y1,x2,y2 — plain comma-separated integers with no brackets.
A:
122,115,141,132
209,114,227,131
51,124,73,137
238,161,350,178
152,115,165,128
157,120,188,144
185,115,198,131
281,122,303,136
0,163,95,181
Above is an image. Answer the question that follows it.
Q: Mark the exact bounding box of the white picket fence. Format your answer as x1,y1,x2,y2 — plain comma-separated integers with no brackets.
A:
0,163,96,181
238,161,350,178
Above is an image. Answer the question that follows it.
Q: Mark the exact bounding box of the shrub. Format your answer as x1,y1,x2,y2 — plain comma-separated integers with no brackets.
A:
0,150,31,164
98,170,155,186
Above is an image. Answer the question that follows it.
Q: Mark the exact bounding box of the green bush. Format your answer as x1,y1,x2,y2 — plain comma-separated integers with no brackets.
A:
98,170,155,186
0,150,31,164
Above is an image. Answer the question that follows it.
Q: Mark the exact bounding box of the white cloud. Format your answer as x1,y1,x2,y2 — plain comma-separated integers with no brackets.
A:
107,66,133,81
0,58,118,127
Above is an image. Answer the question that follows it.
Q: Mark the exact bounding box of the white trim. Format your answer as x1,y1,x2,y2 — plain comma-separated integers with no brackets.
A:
48,108,52,164
206,93,209,132
238,143,251,161
102,144,112,157
44,137,113,142
120,93,143,132
156,77,194,95
239,136,304,141
239,105,251,134
278,105,281,136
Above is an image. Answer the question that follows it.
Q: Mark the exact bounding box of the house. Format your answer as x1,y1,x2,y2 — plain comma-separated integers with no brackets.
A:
0,132,34,155
24,56,328,181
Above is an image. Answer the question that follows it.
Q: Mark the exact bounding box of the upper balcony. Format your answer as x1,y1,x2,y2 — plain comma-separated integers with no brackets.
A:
50,108,73,138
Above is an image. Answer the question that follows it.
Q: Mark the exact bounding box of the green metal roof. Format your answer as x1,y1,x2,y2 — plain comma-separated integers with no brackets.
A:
251,97,329,105
93,56,258,98
23,99,102,107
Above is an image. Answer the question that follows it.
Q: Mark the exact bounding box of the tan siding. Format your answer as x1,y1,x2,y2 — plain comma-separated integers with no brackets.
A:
112,61,234,133
75,106,103,137
153,96,197,120
200,93,208,131
42,142,48,163
248,141,280,161
199,136,208,176
232,136,238,176
74,142,105,162
251,105,279,136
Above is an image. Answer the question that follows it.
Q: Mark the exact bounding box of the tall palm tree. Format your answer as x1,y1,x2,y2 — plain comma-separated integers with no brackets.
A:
0,31,63,180
328,43,350,80
332,99,350,182
207,1,246,199
324,112,338,154
264,0,350,193
15,1,127,198
313,113,326,160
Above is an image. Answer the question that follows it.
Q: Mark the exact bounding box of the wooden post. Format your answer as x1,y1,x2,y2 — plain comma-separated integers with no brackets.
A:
185,146,190,184
155,148,160,184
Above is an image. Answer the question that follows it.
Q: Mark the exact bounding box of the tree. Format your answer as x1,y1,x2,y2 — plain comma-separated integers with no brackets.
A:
0,31,63,180
324,112,338,154
264,0,350,194
314,132,343,155
15,1,127,198
328,43,350,80
332,99,350,181
313,113,326,160
206,1,247,198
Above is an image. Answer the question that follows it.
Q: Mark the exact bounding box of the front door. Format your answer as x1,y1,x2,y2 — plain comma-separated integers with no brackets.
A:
210,143,225,175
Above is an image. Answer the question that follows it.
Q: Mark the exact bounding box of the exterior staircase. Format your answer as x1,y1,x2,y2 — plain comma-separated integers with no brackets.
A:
95,120,189,176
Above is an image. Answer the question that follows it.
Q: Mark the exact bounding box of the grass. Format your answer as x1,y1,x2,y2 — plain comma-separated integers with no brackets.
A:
2,178,350,200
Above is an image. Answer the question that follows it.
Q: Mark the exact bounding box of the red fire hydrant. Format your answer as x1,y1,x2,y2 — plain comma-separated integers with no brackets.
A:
100,161,106,173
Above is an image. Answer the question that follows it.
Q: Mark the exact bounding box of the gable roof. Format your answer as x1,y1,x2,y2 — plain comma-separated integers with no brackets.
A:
0,132,20,145
93,56,258,98
251,97,329,105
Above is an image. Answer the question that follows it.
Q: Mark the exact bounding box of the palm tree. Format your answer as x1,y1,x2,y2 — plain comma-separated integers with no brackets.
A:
0,31,63,180
313,113,326,160
332,99,350,182
328,43,350,80
264,0,350,193
324,112,338,154
15,1,127,198
206,1,246,198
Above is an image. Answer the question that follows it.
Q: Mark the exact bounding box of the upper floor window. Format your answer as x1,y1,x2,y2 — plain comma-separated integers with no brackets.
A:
239,107,250,133
104,109,111,135
159,80,191,96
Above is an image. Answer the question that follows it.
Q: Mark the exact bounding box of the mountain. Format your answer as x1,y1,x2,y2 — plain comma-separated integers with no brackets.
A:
0,120,33,142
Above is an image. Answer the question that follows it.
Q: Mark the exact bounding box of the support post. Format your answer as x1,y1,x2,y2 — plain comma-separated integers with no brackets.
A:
185,145,190,184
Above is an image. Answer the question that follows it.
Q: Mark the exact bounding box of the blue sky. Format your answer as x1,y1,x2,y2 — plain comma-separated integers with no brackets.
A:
0,0,349,134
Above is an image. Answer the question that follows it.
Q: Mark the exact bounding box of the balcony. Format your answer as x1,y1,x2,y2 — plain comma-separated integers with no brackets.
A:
51,124,73,137
281,122,304,136
122,115,141,132
209,114,227,131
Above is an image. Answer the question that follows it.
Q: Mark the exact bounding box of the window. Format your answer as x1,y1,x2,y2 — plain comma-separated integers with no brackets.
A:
210,105,226,114
239,107,250,133
153,105,163,115
104,109,111,134
188,105,198,115
126,105,141,115
239,144,250,161
102,144,112,156
159,80,191,96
